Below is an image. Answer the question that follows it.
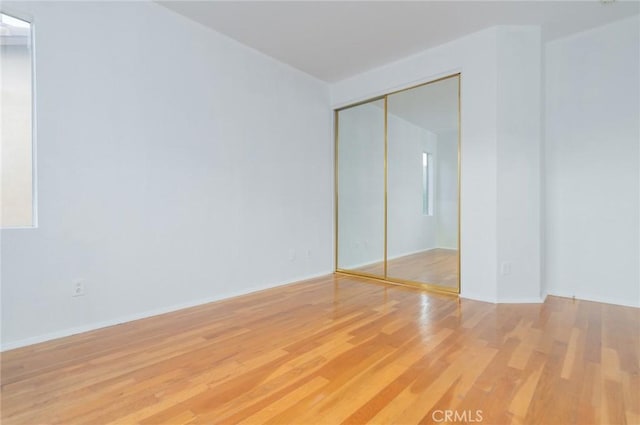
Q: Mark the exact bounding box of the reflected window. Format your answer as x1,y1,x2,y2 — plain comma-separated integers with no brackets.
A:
422,152,433,216
1,13,34,227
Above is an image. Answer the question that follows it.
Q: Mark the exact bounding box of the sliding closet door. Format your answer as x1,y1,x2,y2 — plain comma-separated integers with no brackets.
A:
336,99,385,278
386,76,460,290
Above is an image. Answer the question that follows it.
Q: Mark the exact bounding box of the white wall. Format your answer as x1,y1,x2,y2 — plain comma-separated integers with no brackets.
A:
545,16,640,307
436,130,458,249
332,28,501,301
3,3,635,352
1,43,33,227
338,106,459,269
388,115,438,258
0,1,333,349
336,102,385,269
496,26,542,302
331,26,543,303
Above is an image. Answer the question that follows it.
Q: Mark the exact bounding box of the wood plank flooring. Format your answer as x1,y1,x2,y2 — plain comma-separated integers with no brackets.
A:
354,249,459,289
387,249,458,289
1,274,638,424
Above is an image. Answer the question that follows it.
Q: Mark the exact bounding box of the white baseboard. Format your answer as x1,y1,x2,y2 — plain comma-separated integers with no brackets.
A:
460,291,546,304
437,246,457,250
387,247,435,261
16,276,634,351
340,259,383,271
546,289,640,308
341,247,457,271
459,291,497,303
496,296,546,304
0,271,332,352
388,246,459,261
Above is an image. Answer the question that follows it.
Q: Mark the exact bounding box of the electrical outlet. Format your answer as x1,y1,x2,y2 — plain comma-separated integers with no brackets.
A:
500,262,512,276
72,280,85,297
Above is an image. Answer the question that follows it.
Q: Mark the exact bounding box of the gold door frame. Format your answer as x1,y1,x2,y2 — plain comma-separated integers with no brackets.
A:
334,73,461,295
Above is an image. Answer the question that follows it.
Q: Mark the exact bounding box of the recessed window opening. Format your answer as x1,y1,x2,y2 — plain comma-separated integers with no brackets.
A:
1,12,35,228
422,152,434,216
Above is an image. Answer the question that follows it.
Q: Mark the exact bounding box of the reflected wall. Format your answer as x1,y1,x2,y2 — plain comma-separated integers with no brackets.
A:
387,77,459,289
336,99,385,277
335,74,460,293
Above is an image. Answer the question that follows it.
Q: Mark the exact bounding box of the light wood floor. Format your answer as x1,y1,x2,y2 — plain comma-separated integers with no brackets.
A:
355,249,459,289
1,275,638,424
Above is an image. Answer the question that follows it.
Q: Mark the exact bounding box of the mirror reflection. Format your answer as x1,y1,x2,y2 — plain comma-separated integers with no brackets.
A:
336,98,385,277
335,74,460,292
387,76,459,289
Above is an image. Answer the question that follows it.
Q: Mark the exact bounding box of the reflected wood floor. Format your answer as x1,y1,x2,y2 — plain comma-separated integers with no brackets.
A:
2,275,639,424
355,249,459,289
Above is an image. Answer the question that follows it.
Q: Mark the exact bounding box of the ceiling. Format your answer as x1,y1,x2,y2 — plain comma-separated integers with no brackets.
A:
158,1,639,82
1,13,31,46
387,76,459,135
372,76,458,135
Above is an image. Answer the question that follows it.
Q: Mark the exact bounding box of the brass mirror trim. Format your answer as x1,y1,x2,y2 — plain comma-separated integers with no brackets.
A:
383,96,389,278
334,73,461,295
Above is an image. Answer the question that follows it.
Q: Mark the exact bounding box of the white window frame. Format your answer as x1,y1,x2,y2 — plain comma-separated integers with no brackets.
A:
1,11,37,228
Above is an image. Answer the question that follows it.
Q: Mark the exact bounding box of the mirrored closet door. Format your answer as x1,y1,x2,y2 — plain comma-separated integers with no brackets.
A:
335,74,460,293
336,98,386,278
